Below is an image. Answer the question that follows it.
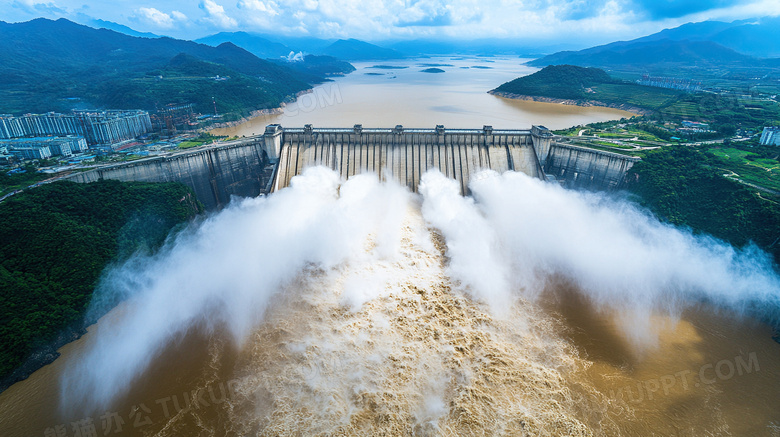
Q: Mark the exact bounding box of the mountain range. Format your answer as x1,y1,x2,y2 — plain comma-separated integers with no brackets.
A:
630,17,780,58
85,18,160,39
196,32,405,61
0,18,350,116
529,17,780,72
196,31,292,59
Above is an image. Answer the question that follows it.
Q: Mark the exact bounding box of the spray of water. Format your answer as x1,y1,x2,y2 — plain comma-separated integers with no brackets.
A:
459,170,780,346
60,167,780,432
60,167,411,411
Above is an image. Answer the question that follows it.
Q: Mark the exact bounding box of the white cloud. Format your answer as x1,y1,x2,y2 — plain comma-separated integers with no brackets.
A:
171,10,188,21
238,0,282,28
302,0,319,11
136,7,174,28
4,0,778,44
237,0,280,15
134,7,188,29
199,0,238,28
11,0,66,16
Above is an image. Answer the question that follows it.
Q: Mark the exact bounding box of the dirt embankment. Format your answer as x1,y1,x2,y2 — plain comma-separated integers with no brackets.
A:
488,90,652,116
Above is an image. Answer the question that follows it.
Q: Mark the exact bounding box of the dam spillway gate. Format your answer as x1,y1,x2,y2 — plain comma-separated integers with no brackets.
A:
265,124,553,194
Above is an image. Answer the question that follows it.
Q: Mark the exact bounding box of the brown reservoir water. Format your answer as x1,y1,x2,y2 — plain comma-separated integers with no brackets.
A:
211,57,636,135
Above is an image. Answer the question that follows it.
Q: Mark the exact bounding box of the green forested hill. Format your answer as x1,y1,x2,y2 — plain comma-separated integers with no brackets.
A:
0,180,202,388
493,65,615,100
0,18,317,116
626,145,780,263
319,38,404,60
91,54,301,118
492,64,682,111
271,55,357,78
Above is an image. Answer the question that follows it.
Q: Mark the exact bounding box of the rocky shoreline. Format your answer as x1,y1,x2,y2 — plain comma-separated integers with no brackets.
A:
0,325,86,393
488,90,652,116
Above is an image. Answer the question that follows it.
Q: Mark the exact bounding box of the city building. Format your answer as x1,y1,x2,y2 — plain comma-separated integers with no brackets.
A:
151,103,196,133
0,110,152,147
9,145,51,160
760,127,780,146
1,136,87,158
75,110,152,147
637,75,702,92
0,114,25,139
682,120,710,129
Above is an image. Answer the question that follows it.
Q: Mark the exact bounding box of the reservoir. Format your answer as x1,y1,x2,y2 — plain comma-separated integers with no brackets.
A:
211,57,636,136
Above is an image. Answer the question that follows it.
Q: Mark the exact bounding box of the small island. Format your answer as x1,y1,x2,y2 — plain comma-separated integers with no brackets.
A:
368,65,408,69
421,67,446,73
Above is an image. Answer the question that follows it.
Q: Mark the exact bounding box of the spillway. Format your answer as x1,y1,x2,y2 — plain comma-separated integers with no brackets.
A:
266,124,550,194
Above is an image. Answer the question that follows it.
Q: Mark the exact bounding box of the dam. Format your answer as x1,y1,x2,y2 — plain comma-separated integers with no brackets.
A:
267,124,550,194
63,124,639,208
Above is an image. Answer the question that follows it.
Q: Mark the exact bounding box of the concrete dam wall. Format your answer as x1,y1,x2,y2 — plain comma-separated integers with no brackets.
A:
63,139,273,210
544,143,640,190
59,125,638,209
267,124,553,194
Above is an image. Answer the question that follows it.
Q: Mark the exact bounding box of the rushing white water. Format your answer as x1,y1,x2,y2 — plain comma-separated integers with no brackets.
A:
59,167,780,434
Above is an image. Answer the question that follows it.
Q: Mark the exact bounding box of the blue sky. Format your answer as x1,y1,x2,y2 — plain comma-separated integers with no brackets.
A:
3,0,779,44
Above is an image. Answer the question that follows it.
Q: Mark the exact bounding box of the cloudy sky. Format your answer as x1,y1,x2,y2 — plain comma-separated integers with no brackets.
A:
3,0,779,45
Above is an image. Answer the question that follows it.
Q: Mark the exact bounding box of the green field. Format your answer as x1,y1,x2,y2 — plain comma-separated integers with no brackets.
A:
708,147,780,192
590,140,635,149
568,141,643,156
595,132,634,139
178,140,209,149
589,83,681,110
660,101,702,118
625,129,665,142
177,133,227,149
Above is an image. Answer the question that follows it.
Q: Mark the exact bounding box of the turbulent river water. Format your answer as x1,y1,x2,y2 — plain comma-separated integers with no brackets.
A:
1,57,780,437
1,167,779,437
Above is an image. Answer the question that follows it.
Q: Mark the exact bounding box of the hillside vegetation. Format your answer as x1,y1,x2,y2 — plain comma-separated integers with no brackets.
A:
93,54,301,119
626,145,780,264
495,65,780,135
494,65,614,100
0,180,202,388
0,18,330,117
493,65,682,109
270,55,356,78
528,40,760,71
320,38,405,61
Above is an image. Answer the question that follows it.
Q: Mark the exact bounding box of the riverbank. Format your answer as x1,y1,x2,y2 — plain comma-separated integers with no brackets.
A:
0,181,203,394
209,107,284,130
488,90,652,116
0,325,85,393
209,87,320,130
